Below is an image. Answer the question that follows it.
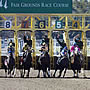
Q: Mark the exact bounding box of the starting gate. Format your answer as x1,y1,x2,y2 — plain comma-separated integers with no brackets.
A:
0,14,90,69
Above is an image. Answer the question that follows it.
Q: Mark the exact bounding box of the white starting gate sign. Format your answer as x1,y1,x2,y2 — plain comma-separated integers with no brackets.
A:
4,20,12,28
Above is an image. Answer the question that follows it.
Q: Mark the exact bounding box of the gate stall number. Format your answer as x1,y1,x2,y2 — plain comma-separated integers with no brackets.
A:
55,21,62,29
4,20,12,28
38,20,46,29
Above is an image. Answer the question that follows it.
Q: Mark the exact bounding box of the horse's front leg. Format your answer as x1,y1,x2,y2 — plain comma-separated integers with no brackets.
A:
63,68,67,78
23,69,25,77
58,69,63,78
72,69,76,77
76,70,79,78
5,67,8,77
53,64,58,77
47,69,50,77
82,68,86,78
20,69,23,78
11,66,16,77
53,69,57,77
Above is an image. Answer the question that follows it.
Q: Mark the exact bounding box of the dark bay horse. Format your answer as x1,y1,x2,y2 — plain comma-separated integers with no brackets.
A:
37,51,50,78
8,53,16,77
20,48,32,78
3,46,16,77
53,50,70,78
70,47,82,77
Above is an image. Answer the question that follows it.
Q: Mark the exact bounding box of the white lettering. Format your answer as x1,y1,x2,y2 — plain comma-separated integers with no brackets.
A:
53,3,61,7
11,2,19,7
41,3,52,7
21,3,40,7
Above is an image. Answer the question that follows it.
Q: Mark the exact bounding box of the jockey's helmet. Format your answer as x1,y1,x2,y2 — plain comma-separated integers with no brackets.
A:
24,43,28,47
76,37,80,42
73,42,77,46
42,42,46,46
64,46,67,50
9,42,13,46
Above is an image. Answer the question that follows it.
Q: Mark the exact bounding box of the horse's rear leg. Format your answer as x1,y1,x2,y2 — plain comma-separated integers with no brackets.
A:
76,70,79,78
53,69,57,77
5,68,7,77
43,71,46,78
53,65,58,77
20,69,24,78
72,69,76,77
58,69,63,78
63,68,67,78
26,69,30,78
12,66,16,77
37,69,40,78
47,70,50,78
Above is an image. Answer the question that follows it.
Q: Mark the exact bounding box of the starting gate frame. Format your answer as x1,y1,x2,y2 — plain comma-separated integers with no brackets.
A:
0,14,90,69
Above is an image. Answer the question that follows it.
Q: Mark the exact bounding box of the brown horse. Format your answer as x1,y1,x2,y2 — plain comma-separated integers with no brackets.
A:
37,51,50,78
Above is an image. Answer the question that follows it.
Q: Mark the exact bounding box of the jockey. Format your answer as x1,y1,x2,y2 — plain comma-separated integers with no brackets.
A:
8,40,15,54
22,43,28,52
70,42,80,57
41,35,49,52
22,34,32,63
61,46,68,57
22,43,28,62
38,37,49,64
73,34,83,59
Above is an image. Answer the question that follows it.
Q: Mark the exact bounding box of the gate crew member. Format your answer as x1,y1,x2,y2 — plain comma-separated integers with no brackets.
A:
56,34,68,64
24,34,32,48
73,34,83,51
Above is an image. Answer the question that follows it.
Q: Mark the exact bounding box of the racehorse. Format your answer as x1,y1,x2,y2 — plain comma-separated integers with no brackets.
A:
53,50,70,78
8,52,16,77
2,56,9,77
70,47,82,77
19,46,32,78
3,46,16,77
37,50,50,78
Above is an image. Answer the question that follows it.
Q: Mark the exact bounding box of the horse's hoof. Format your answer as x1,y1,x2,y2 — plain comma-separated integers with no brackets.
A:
37,75,40,78
5,75,7,78
48,75,50,78
22,75,24,78
43,74,46,78
76,76,79,78
57,75,61,78
83,76,87,78
73,76,76,78
26,75,29,78
53,74,55,78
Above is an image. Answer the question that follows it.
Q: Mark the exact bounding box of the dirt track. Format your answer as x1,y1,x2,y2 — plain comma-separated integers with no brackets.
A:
0,69,90,90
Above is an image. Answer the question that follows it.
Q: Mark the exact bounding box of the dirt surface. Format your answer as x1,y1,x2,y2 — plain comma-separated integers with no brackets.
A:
0,69,90,90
